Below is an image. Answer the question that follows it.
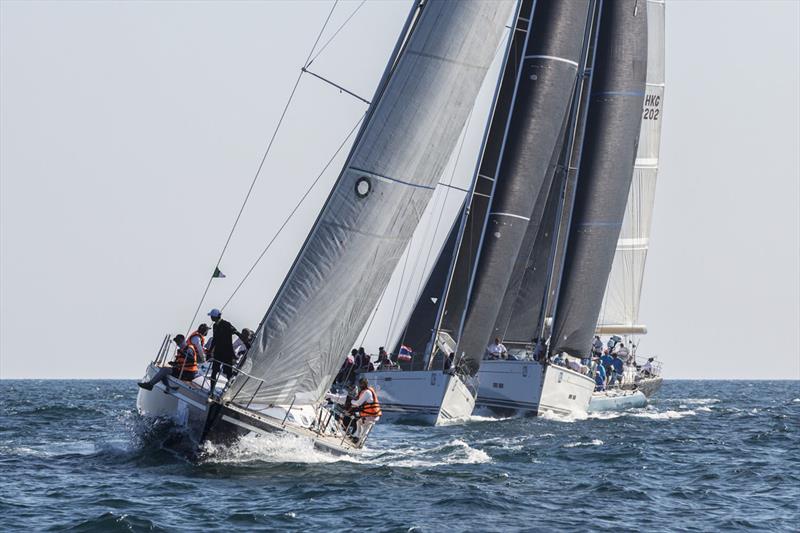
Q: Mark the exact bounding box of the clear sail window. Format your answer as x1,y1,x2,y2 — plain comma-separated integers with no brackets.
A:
355,177,371,198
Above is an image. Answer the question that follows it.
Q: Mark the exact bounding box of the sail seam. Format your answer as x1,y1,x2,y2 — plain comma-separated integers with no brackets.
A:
349,167,436,190
524,54,579,68
405,49,487,70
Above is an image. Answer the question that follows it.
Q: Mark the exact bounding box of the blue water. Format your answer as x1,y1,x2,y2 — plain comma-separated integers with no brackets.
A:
1,380,798,532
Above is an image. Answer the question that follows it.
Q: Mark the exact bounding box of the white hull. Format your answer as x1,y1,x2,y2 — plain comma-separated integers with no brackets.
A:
367,370,475,425
475,360,595,417
587,389,647,412
136,363,360,454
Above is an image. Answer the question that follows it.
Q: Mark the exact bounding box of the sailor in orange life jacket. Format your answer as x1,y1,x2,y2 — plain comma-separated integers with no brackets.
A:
137,334,198,392
187,323,210,365
348,377,381,442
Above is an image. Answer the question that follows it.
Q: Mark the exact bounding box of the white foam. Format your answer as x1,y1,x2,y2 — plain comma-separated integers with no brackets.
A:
631,409,696,420
201,432,356,465
586,411,624,420
564,439,604,448
538,409,588,423
672,398,720,406
374,438,492,467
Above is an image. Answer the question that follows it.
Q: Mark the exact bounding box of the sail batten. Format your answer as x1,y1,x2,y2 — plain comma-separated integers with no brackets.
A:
226,0,515,407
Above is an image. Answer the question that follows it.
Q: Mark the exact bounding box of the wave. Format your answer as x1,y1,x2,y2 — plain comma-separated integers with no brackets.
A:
630,409,697,420
537,409,588,423
670,398,720,406
59,511,161,532
564,439,604,448
200,432,351,465
369,438,492,467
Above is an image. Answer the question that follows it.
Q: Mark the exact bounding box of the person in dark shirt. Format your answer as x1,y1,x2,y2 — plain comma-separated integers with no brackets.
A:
207,308,248,395
611,353,625,388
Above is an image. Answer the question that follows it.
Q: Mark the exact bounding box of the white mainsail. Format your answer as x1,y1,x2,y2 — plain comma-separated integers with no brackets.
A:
597,0,665,334
227,1,515,407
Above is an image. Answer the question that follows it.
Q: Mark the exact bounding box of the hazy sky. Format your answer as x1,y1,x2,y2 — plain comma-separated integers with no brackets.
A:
1,0,798,380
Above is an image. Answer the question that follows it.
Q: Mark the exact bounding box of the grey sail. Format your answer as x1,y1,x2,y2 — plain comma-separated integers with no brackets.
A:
551,0,648,356
226,0,515,407
391,0,534,366
455,0,591,373
597,0,665,335
492,157,564,344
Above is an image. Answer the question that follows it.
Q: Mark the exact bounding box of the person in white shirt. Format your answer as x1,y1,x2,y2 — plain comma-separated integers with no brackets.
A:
486,338,508,360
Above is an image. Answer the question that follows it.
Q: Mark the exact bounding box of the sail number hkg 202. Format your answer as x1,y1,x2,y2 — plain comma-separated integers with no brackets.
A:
642,93,661,121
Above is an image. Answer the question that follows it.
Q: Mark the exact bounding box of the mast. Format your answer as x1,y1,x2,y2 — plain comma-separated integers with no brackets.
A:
226,0,516,407
596,0,666,337
454,0,593,375
550,0,648,357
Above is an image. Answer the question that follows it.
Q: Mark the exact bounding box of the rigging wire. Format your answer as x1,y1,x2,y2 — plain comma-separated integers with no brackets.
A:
184,1,341,332
396,110,475,350
306,0,367,68
383,108,474,349
220,112,366,311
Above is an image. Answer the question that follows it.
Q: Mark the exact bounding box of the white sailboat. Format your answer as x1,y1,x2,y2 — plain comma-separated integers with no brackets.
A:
590,0,666,412
135,0,515,452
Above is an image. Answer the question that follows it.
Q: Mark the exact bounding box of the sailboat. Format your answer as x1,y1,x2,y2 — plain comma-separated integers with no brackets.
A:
475,0,648,418
589,0,666,412
135,0,516,452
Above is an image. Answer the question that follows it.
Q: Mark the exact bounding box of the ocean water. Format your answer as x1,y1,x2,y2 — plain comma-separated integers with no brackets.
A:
1,380,798,532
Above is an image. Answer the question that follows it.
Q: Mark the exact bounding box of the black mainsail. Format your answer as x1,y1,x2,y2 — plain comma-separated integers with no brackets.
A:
550,0,648,356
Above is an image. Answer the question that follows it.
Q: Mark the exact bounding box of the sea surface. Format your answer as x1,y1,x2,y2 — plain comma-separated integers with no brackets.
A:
1,380,798,532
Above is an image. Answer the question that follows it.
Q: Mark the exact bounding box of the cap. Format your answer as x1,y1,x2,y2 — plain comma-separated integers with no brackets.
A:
172,334,185,343
208,308,222,318
197,323,210,333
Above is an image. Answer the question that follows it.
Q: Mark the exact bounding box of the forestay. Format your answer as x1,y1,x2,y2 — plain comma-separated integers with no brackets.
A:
597,0,665,333
227,0,515,407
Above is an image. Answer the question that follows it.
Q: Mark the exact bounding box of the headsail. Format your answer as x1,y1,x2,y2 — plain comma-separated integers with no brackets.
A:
550,0,648,356
227,0,515,406
596,0,665,335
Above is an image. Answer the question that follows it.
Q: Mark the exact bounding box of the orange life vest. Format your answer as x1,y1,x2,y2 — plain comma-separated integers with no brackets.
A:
174,344,198,377
188,331,206,359
356,387,381,418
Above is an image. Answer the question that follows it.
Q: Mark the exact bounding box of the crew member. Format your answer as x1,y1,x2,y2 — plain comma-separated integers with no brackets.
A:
641,357,655,377
349,377,381,443
594,360,606,392
187,323,210,365
486,338,507,360
611,353,625,388
207,308,249,395
137,334,198,391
